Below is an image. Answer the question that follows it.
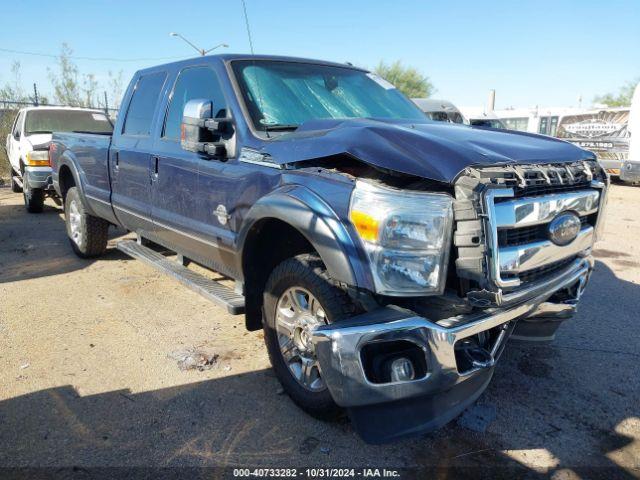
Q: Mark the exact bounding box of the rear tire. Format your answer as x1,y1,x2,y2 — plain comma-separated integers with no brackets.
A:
64,187,109,258
263,253,357,419
23,174,44,213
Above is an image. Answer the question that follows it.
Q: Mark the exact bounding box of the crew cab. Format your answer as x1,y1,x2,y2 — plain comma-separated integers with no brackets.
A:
50,55,608,443
5,106,112,212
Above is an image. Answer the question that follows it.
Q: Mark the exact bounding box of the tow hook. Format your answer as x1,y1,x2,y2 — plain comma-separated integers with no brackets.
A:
458,340,494,369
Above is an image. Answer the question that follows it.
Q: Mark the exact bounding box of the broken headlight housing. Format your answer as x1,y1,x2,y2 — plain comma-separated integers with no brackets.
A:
349,180,453,296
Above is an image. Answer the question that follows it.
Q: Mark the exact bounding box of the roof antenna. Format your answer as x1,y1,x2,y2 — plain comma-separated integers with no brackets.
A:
241,0,268,136
241,0,256,55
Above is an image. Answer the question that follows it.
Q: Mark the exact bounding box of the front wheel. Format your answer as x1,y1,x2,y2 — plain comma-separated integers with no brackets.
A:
64,187,109,258
23,173,44,213
263,254,357,419
11,172,22,193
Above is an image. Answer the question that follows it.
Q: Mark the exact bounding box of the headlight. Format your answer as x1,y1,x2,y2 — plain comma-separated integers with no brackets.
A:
25,150,50,167
349,180,453,296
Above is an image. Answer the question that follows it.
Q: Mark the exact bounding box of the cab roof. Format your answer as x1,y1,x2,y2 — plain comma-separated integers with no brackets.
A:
136,53,368,76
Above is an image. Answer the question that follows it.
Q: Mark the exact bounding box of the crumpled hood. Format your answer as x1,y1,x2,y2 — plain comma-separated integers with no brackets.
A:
259,118,596,183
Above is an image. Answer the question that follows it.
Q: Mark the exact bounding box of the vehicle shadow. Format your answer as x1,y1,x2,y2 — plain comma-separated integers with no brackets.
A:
0,193,130,284
0,261,638,476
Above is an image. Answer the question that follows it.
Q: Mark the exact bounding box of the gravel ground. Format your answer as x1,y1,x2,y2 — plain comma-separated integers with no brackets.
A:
0,184,639,476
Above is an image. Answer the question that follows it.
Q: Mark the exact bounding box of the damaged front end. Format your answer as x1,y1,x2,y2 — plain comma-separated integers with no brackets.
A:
310,160,606,443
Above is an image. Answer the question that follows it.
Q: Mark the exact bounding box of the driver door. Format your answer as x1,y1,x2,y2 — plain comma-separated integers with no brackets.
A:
151,65,232,272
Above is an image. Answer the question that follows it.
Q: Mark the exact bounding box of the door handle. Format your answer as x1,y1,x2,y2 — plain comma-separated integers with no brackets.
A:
113,151,119,171
151,155,159,182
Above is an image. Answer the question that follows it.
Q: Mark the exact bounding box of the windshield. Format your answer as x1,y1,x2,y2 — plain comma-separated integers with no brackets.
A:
232,60,426,131
427,111,465,124
470,119,505,129
25,109,113,135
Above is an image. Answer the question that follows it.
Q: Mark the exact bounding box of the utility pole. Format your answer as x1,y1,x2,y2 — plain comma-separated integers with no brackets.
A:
33,83,39,106
487,89,496,112
104,91,109,114
169,32,228,56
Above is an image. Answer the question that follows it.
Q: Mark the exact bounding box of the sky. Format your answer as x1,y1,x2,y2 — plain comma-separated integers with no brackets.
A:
0,0,638,110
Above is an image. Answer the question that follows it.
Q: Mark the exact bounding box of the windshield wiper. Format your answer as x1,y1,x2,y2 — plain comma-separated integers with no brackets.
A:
262,124,299,132
26,130,52,135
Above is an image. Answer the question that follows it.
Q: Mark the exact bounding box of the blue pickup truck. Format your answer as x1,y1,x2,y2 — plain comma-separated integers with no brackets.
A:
50,54,608,443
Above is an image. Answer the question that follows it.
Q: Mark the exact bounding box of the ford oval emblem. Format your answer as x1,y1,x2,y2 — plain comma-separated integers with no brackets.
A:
548,212,581,246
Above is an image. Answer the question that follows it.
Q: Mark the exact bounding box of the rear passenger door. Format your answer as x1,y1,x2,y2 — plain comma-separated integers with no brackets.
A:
111,71,166,235
151,66,230,271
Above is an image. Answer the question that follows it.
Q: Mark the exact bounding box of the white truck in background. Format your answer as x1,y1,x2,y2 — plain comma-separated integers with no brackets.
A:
412,98,467,124
620,83,640,184
5,106,112,212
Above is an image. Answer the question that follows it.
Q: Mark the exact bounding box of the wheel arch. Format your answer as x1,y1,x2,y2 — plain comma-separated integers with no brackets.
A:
238,186,370,331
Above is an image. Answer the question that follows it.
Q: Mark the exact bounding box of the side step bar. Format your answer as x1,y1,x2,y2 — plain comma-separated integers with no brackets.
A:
12,176,23,188
117,240,245,315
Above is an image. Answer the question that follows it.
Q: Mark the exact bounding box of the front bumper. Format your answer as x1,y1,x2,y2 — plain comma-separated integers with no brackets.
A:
620,161,640,184
24,166,55,191
312,256,592,443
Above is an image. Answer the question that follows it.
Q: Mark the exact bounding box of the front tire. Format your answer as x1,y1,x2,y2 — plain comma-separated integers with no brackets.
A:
11,172,22,193
263,254,357,419
64,187,109,258
23,174,44,213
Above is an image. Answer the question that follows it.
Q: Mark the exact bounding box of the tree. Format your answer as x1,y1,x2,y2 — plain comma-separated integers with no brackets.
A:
48,43,97,107
374,60,434,98
594,78,639,107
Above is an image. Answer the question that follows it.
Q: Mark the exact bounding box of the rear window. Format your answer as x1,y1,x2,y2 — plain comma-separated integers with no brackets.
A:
123,72,166,136
24,110,113,135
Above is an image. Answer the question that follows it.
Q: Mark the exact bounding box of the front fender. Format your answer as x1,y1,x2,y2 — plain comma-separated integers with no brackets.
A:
238,184,373,290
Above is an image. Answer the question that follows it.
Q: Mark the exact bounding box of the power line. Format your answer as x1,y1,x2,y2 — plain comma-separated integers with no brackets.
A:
0,47,186,63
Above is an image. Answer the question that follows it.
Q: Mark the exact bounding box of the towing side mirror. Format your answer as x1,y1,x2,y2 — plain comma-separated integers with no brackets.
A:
181,98,234,158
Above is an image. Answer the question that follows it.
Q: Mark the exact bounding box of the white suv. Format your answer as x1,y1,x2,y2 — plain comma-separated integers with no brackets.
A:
5,106,113,212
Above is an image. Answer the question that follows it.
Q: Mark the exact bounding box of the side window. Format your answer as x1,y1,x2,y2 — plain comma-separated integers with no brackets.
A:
122,72,166,136
163,67,227,140
13,111,24,138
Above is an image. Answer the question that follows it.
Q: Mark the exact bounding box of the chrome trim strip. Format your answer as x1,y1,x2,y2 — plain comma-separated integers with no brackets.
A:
590,179,609,242
493,190,600,229
499,226,593,274
483,188,519,288
239,158,282,169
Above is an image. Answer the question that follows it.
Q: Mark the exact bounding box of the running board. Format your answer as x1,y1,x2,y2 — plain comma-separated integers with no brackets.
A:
12,176,23,188
116,240,245,315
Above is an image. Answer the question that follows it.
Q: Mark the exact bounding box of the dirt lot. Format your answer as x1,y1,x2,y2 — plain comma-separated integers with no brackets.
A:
1,184,639,476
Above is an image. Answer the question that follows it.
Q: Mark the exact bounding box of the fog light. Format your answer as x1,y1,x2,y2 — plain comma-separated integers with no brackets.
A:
389,357,415,382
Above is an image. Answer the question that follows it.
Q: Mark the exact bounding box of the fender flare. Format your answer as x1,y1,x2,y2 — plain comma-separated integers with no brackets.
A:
55,153,96,216
237,185,373,290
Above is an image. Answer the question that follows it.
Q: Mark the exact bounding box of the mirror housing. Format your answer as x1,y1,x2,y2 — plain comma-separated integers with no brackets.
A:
181,98,234,157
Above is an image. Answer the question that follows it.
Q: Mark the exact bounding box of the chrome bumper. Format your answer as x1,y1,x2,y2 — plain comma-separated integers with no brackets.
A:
24,166,55,191
312,257,592,442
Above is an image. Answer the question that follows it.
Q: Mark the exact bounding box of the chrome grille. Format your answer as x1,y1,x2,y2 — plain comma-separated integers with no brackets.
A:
453,160,607,304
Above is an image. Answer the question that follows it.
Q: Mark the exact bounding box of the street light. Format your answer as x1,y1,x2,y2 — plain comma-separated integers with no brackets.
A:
169,32,229,56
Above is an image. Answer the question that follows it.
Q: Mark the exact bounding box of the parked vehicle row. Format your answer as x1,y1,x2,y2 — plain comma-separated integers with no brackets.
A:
44,54,608,443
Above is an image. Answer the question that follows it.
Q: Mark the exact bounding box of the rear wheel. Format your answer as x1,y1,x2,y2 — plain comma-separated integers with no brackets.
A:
64,187,109,258
263,254,357,419
22,173,44,213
